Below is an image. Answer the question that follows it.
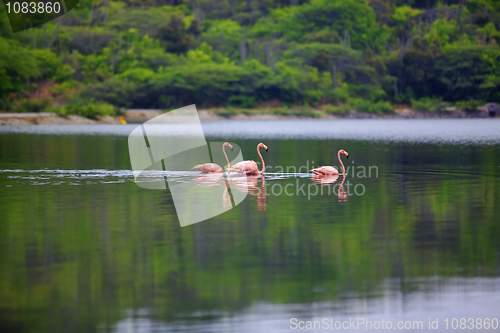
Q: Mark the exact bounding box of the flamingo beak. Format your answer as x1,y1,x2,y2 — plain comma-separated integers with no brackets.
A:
265,147,268,152
231,147,233,151
346,154,349,159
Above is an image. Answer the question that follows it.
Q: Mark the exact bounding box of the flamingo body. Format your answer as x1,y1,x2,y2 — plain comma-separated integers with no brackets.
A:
228,143,268,175
310,149,349,176
228,160,259,175
192,163,223,173
310,174,339,184
310,166,339,175
191,142,233,173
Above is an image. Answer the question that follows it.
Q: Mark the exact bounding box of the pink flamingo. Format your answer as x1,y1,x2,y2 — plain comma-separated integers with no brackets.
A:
192,142,233,173
310,149,349,175
228,143,268,175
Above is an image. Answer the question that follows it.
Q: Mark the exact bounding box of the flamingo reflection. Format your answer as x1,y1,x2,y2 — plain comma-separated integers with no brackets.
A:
228,174,267,211
223,182,233,210
337,174,348,202
192,172,268,211
309,174,339,184
309,173,348,202
257,177,267,211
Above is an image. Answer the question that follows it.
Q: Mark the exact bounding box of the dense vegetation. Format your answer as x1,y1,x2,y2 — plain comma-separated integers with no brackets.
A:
1,0,499,116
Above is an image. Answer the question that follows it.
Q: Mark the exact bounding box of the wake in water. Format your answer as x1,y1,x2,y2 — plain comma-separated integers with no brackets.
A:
0,169,319,186
0,169,135,186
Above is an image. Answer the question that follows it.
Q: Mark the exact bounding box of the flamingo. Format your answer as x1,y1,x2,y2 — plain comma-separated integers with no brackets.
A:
192,142,233,173
227,143,268,175
310,149,349,175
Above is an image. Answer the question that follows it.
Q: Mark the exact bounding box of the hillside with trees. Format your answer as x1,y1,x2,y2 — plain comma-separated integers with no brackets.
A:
0,0,499,117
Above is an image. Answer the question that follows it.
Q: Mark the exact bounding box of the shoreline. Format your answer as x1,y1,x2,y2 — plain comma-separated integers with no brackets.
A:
0,113,122,125
0,108,497,126
121,107,499,123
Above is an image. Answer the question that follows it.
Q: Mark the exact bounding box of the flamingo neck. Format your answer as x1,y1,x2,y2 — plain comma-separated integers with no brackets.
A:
338,151,346,175
223,146,230,171
258,146,266,174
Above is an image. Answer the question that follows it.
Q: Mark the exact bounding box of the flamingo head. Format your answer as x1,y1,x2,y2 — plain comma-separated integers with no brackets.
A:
223,142,234,151
339,149,349,159
258,143,268,152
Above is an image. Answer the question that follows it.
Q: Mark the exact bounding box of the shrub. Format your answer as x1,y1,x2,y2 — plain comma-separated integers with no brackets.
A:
351,99,393,114
304,89,323,107
240,109,260,115
49,80,79,95
271,108,321,117
13,98,52,113
49,101,117,119
455,100,483,113
321,104,351,114
228,95,256,108
327,83,350,103
79,78,142,108
411,97,447,112
296,109,321,118
45,106,66,117
212,108,238,117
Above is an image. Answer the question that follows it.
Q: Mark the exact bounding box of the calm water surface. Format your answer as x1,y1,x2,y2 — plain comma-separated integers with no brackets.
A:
0,119,499,333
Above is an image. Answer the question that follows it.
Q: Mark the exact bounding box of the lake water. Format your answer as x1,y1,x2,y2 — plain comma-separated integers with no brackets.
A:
0,119,499,333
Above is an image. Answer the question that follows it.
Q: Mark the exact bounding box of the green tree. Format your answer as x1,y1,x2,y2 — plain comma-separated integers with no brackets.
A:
0,38,39,103
434,46,499,101
156,15,197,53
251,0,382,50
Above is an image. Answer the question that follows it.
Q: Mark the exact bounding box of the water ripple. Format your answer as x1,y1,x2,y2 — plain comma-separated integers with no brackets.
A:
0,169,316,186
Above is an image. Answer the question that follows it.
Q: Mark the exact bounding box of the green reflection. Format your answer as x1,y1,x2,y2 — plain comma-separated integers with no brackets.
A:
0,134,499,332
